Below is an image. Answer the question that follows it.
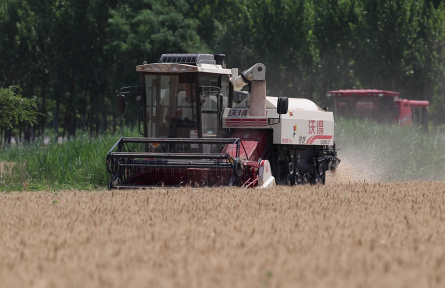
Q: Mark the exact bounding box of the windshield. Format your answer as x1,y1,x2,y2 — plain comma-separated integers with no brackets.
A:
145,74,197,138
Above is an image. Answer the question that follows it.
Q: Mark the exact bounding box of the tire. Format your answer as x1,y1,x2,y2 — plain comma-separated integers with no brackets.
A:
320,169,326,185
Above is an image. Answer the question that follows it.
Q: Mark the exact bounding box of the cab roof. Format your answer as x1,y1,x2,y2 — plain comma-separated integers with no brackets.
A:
136,62,232,75
136,53,232,75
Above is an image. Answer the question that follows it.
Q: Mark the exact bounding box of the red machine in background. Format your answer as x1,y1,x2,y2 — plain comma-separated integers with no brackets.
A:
327,89,429,130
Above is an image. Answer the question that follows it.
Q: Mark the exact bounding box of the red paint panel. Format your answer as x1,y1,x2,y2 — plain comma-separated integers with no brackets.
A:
306,135,333,144
223,129,271,161
405,100,430,108
395,100,412,125
225,119,268,127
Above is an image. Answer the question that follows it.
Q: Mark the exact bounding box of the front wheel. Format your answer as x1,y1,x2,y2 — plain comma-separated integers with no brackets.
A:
319,169,326,185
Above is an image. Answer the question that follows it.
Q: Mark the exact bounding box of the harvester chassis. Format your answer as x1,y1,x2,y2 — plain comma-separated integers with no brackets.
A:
271,144,340,186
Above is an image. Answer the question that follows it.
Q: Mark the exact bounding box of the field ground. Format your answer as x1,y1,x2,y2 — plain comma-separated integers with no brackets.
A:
1,176,445,288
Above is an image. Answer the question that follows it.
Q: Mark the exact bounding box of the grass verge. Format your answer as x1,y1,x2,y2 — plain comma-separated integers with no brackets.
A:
1,119,444,191
0,128,138,191
335,118,445,182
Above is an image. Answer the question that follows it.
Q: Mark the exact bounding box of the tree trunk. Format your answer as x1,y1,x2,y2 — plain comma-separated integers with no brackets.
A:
308,83,314,102
24,122,30,143
54,99,60,136
19,123,22,143
90,113,94,135
62,110,69,140
101,114,105,134
443,80,445,107
7,128,12,144
424,79,430,102
41,87,46,135
105,114,108,133
424,74,430,101
83,114,87,131
96,115,100,136
70,114,77,138
113,115,116,134
82,114,86,131
31,124,35,142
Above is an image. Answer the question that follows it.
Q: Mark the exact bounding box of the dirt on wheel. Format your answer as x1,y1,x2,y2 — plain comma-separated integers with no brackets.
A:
1,182,445,288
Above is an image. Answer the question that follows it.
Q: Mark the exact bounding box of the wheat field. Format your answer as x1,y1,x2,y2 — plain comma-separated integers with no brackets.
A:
1,170,445,288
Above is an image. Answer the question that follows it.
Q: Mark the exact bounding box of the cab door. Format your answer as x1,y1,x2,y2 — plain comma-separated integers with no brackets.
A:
198,74,226,139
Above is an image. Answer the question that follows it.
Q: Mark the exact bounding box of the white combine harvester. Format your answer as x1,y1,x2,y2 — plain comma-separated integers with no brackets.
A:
106,54,340,189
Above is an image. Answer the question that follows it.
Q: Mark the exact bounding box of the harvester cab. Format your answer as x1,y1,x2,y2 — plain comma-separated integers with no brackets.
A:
106,53,340,189
328,90,430,131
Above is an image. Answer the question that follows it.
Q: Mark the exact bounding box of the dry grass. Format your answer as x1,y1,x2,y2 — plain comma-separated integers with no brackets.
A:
0,161,14,176
1,180,445,288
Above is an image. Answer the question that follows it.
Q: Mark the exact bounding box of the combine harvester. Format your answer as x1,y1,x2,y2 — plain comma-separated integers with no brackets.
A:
328,89,430,131
106,54,340,189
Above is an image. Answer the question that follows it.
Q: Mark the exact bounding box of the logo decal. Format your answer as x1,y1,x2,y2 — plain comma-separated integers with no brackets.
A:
306,135,333,144
308,120,324,135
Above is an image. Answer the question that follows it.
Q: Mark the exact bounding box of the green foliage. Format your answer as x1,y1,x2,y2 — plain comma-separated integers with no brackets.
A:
107,0,206,55
1,0,445,140
0,86,41,128
106,0,208,88
0,128,139,191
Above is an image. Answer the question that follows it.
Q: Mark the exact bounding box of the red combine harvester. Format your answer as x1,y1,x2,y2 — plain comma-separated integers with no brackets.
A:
106,53,341,189
327,89,429,130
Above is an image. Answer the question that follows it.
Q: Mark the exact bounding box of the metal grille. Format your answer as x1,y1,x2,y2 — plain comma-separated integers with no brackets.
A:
106,137,243,189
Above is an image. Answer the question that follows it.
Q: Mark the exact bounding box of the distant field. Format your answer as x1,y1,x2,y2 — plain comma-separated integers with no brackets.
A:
1,181,444,288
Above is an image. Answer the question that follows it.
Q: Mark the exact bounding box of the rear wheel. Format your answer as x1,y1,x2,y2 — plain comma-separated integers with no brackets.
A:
269,145,330,186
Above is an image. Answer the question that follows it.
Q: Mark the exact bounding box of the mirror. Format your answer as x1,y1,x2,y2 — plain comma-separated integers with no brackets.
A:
277,97,288,114
117,94,125,114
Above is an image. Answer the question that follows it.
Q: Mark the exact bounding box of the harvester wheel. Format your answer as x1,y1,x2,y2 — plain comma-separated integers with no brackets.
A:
320,169,326,185
287,174,296,186
233,158,243,177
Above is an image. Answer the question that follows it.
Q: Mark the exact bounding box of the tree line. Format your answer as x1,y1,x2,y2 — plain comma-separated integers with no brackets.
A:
1,0,445,144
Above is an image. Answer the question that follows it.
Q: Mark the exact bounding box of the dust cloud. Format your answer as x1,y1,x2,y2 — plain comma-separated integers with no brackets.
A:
326,146,394,185
326,154,380,185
